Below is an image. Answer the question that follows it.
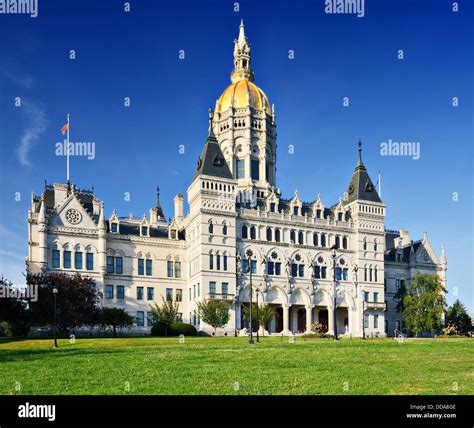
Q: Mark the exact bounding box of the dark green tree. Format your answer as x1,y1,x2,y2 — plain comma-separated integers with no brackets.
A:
98,307,135,337
445,299,471,336
0,277,31,336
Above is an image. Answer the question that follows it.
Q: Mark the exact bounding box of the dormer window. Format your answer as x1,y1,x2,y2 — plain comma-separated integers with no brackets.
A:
316,209,321,219
293,206,299,216
170,229,177,239
141,226,148,236
111,223,118,233
270,203,275,213
337,212,343,222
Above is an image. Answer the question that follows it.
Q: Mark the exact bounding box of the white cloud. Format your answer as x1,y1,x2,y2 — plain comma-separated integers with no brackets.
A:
17,103,47,167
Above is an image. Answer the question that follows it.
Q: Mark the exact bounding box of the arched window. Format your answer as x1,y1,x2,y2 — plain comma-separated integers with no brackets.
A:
266,228,272,241
298,231,304,245
374,267,378,282
369,267,373,282
275,228,281,242
321,234,326,247
374,241,378,252
313,255,327,279
209,222,214,234
242,225,248,239
363,239,367,251
335,236,340,249
313,233,318,246
342,236,348,249
290,230,296,243
250,226,256,240
364,267,367,282
223,223,228,236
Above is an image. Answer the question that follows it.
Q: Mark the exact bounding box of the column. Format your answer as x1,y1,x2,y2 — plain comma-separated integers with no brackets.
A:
314,308,320,324
235,303,241,330
328,306,334,335
291,307,298,333
305,305,313,333
282,304,290,335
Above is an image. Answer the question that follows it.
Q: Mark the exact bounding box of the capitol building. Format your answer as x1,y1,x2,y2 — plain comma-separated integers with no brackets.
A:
26,22,447,337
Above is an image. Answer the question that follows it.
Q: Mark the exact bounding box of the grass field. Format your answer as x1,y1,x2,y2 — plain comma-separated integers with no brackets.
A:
0,336,472,395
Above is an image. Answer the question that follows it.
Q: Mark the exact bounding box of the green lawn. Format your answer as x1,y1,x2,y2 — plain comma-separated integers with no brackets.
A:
0,336,472,395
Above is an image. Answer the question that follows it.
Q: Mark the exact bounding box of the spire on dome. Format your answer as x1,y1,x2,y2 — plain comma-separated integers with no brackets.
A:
231,20,254,83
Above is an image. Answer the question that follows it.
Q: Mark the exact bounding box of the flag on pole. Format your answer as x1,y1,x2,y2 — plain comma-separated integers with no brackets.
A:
60,122,69,135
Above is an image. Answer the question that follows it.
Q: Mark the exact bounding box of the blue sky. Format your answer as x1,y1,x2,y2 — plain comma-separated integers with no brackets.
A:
0,0,472,312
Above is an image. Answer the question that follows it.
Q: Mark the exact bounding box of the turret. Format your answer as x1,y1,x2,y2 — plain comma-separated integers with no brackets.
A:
37,199,47,268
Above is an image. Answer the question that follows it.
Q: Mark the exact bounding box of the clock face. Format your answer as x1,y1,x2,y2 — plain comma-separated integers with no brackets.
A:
65,209,82,225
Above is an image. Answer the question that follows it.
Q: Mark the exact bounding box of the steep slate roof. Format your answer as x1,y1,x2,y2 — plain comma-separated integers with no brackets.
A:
343,142,382,205
384,239,422,263
193,128,233,180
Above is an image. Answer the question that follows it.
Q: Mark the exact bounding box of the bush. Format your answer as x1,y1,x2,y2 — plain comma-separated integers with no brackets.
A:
150,322,196,337
302,332,334,339
0,321,12,337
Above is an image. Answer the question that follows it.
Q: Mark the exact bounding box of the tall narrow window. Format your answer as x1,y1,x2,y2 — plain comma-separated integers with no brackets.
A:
147,287,154,301
216,254,221,271
209,254,214,270
313,234,318,246
86,252,94,270
115,257,123,274
250,226,256,240
223,224,228,236
275,229,281,242
242,225,248,239
321,234,326,247
106,285,113,299
52,249,60,268
167,260,173,277
236,159,245,179
250,260,257,274
374,292,379,302
63,251,71,269
290,230,296,243
141,226,148,236
138,258,144,275
364,314,369,329
146,259,152,276
166,288,173,302
75,252,83,269
208,222,213,234
223,255,228,271
222,283,228,296
335,236,340,249
176,289,183,302
137,287,144,300
374,314,379,329
175,261,181,278
298,231,304,245
136,311,144,327
209,282,216,294
116,285,125,300
251,159,259,180
266,228,272,241
342,237,348,249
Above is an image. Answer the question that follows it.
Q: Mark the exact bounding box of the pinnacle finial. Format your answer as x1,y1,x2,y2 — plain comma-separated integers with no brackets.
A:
156,186,160,205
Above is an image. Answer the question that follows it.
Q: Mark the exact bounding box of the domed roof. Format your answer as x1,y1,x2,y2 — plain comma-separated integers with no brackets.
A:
215,80,271,115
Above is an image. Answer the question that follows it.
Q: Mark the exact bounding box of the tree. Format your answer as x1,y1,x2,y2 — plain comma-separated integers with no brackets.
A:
150,297,179,336
445,300,471,336
0,277,31,337
98,307,135,337
196,299,230,335
242,303,274,336
241,303,259,332
257,304,274,337
26,272,101,337
396,273,446,337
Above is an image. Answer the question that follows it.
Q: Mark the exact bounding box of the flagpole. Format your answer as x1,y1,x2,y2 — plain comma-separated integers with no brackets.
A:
378,171,381,197
66,114,70,182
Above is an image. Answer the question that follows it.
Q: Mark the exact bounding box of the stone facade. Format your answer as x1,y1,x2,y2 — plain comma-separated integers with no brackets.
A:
26,22,446,337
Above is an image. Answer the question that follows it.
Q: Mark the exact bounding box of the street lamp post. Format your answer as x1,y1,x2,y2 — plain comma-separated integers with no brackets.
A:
53,287,58,348
331,245,338,341
255,288,260,343
248,257,254,345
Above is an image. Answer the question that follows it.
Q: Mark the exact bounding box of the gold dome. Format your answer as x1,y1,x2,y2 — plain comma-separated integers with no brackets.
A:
216,80,271,115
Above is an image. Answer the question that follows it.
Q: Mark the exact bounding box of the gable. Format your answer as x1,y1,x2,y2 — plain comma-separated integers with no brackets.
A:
49,194,98,230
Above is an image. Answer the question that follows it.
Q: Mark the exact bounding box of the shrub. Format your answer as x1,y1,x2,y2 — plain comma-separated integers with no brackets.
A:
302,332,334,339
150,322,196,337
0,321,12,337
